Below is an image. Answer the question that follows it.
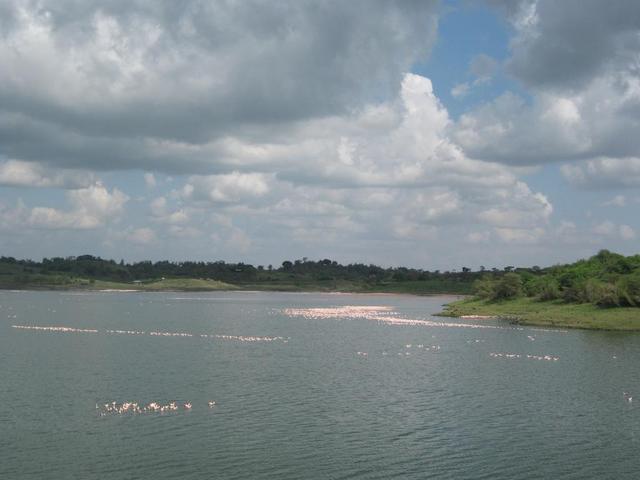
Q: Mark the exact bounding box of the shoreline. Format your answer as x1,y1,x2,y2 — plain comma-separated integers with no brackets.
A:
439,297,640,332
0,285,469,297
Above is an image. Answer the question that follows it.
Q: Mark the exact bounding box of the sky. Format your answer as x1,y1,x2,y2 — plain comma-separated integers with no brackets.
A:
1,0,639,270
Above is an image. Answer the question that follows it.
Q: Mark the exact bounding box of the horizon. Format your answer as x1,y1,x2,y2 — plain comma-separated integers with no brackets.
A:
2,1,640,270
3,247,631,273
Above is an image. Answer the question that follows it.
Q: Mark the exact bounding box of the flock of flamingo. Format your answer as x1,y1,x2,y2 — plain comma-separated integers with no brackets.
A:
282,305,563,333
489,352,559,361
9,302,636,408
97,400,216,416
11,325,287,343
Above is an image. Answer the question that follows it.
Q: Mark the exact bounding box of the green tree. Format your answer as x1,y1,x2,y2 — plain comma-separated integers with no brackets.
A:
493,273,522,300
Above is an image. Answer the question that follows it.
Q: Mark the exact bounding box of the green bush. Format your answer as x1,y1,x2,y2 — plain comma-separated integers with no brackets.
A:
493,273,523,300
473,276,496,299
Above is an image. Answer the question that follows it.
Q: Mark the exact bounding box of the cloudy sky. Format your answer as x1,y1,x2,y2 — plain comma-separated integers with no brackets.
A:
1,0,639,269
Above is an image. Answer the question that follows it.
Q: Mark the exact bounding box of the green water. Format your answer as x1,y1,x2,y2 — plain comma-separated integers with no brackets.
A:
1,291,639,479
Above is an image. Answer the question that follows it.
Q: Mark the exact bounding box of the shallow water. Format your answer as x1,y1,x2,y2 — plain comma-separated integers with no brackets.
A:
1,290,639,479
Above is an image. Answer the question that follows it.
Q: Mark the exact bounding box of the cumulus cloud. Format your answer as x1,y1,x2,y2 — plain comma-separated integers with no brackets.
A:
150,196,189,225
500,0,640,91
0,0,439,174
27,183,128,229
0,160,93,188
167,74,554,248
8,2,631,267
592,221,636,240
455,0,640,181
562,158,640,189
183,172,270,204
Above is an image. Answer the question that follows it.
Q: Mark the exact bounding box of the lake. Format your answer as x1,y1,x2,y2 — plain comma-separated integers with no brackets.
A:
1,290,639,479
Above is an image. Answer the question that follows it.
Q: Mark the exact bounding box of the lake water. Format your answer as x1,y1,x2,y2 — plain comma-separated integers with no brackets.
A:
1,290,639,479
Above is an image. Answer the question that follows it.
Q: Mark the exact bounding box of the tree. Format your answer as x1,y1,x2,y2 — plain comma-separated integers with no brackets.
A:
493,273,522,300
473,276,496,299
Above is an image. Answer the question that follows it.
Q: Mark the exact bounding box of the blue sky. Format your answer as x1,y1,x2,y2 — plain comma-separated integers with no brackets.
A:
0,0,639,269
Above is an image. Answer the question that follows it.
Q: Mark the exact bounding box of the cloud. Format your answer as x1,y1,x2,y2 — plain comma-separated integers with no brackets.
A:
150,196,189,224
183,172,270,204
454,1,640,177
470,53,498,84
499,0,640,91
28,183,128,229
451,82,470,99
0,159,93,188
592,221,636,240
0,0,439,174
562,158,640,188
167,74,554,249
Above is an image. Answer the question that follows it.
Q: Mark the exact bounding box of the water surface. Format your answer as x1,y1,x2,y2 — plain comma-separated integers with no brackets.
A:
1,291,639,479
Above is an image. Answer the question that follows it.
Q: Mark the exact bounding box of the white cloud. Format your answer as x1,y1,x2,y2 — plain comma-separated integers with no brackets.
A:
0,160,93,188
592,221,636,240
562,158,640,189
150,196,189,225
161,74,555,250
451,82,470,99
184,172,270,204
0,1,440,174
453,1,640,183
28,183,128,229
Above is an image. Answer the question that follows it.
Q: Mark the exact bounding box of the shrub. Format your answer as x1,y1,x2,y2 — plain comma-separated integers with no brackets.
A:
493,273,522,300
473,276,496,299
584,279,620,307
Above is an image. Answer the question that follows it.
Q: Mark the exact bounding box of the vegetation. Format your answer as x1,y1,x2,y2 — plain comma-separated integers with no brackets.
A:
441,250,640,330
3,250,640,330
0,254,480,294
470,250,640,307
438,297,640,331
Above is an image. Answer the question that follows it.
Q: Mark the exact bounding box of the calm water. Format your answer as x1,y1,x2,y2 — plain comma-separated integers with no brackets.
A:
1,290,639,479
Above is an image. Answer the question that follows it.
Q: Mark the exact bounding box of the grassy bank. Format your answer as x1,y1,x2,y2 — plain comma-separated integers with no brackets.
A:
0,277,236,292
439,297,640,331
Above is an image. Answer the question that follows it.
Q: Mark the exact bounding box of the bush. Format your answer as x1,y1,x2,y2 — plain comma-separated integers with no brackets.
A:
537,277,561,301
524,276,561,301
473,276,496,299
493,273,522,300
584,279,620,307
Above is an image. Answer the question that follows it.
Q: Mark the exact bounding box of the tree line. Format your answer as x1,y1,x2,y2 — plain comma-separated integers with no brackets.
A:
472,250,640,308
0,254,498,289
